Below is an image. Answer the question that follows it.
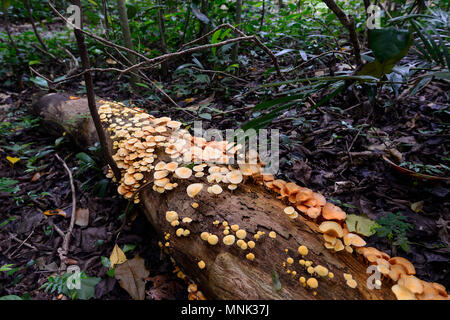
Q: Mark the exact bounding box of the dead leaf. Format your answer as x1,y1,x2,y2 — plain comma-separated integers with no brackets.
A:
115,255,149,300
31,172,41,182
75,208,89,227
388,148,403,163
411,201,424,213
43,209,67,218
105,58,117,65
69,96,80,100
110,244,127,268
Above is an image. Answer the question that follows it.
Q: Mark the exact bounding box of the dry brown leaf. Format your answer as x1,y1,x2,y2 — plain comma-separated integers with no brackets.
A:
114,255,149,300
75,208,89,227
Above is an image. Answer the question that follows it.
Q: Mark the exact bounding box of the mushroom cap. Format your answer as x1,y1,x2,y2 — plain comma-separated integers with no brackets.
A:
306,207,321,219
346,279,358,288
334,238,345,251
388,264,407,282
210,184,223,195
247,241,255,249
154,178,170,187
298,245,308,256
282,182,301,199
323,234,337,245
376,258,391,275
134,173,144,180
312,192,326,207
343,233,367,247
431,283,448,297
416,281,441,300
223,235,236,245
165,211,178,223
165,162,179,172
187,183,204,198
228,184,237,190
295,187,313,202
176,228,184,237
322,202,346,220
154,161,167,171
391,284,417,300
398,275,424,294
154,170,169,179
182,217,193,223
389,257,416,275
175,167,193,179
246,253,255,261
319,221,344,238
226,170,243,184
284,206,296,215
236,229,247,240
231,224,239,232
198,260,206,269
268,231,276,239
200,232,210,241
314,265,329,277
306,277,319,289
124,175,136,186
207,234,219,245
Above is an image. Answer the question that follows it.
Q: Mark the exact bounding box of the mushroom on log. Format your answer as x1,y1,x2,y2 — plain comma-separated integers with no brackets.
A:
33,93,448,300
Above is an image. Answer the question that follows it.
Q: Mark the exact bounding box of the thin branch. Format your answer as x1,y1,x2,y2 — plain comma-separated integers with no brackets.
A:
322,0,362,66
71,0,122,181
55,153,76,271
24,0,48,52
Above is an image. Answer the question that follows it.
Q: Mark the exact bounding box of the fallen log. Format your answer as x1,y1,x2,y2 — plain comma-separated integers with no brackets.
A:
33,93,447,300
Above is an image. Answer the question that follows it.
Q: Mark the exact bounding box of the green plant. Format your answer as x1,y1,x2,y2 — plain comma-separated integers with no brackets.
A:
372,212,414,252
0,178,20,194
40,270,100,300
0,264,14,272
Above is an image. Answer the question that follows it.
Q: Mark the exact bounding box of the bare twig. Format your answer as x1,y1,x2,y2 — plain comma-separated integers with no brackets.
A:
55,153,76,271
10,232,38,255
322,0,362,66
71,0,122,181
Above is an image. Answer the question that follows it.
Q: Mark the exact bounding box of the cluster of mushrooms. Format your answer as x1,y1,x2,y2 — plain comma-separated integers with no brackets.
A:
98,100,448,300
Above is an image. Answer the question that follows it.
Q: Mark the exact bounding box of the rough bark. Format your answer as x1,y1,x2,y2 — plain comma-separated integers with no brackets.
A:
33,93,396,300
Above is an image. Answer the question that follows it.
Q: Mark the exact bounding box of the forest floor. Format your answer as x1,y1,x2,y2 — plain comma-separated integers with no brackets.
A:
0,21,449,300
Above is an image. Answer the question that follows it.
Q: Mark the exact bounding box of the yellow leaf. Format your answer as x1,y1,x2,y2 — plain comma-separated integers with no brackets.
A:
43,209,67,217
6,156,20,164
110,244,127,268
184,97,195,103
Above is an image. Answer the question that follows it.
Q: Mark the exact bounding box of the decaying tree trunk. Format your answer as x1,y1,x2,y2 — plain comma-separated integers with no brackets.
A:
33,93,396,300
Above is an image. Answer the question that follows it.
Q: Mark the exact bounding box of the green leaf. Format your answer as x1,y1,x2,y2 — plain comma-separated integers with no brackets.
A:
359,28,412,79
122,244,137,253
368,28,412,63
345,214,378,237
135,82,150,89
76,152,96,165
211,29,222,56
30,76,48,88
